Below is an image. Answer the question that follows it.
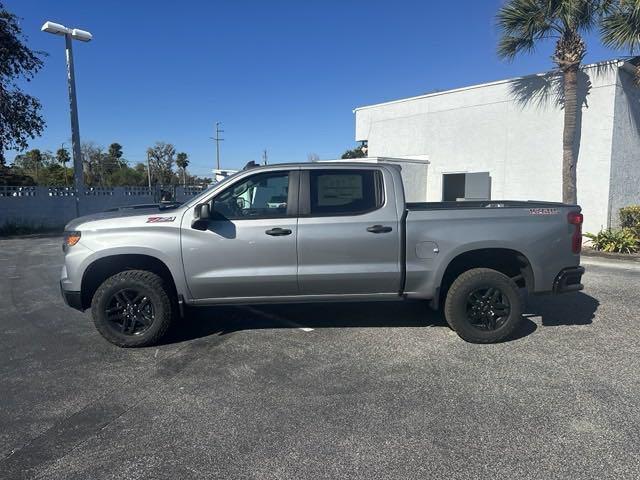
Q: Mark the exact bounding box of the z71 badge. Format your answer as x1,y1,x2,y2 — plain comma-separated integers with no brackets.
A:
529,208,559,216
146,216,176,223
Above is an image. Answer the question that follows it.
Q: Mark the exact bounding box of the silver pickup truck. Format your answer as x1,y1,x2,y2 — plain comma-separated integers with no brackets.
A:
60,162,584,347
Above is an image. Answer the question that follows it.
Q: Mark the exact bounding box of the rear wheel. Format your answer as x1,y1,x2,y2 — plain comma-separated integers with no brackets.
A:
91,270,174,347
444,268,522,343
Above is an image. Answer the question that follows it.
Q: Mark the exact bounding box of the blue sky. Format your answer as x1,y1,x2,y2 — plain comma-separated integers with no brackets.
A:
7,0,623,176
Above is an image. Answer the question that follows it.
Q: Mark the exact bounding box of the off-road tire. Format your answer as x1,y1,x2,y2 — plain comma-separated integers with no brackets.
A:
91,270,174,347
444,268,523,343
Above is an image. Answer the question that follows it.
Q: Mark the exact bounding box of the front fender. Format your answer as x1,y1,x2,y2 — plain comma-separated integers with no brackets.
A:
67,226,188,298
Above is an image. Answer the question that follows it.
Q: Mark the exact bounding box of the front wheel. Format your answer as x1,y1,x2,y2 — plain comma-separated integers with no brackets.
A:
91,270,175,347
444,268,523,343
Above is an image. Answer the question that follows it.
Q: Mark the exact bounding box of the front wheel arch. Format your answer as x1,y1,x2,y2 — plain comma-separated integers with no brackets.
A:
81,254,178,310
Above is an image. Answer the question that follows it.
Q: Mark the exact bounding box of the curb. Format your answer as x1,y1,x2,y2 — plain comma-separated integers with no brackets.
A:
581,256,640,271
581,247,640,263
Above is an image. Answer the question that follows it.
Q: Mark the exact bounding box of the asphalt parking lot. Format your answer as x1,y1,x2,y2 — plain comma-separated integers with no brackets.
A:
1,236,639,479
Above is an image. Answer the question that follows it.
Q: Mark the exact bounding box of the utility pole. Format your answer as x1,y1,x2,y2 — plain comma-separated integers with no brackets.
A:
262,149,268,165
211,122,224,170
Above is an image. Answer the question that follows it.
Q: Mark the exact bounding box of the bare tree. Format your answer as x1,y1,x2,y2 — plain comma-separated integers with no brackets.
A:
146,142,177,185
81,142,105,186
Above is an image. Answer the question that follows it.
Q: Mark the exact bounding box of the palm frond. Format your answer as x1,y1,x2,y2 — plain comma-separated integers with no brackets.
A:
556,0,601,31
497,0,555,36
498,35,537,59
497,0,557,58
601,1,640,52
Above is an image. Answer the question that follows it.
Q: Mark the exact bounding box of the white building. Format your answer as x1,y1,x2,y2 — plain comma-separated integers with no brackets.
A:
353,59,640,235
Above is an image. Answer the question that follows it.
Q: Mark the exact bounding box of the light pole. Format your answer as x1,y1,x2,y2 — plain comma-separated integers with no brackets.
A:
41,21,92,217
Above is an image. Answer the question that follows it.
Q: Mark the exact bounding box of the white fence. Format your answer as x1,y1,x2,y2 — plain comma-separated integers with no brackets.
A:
0,185,207,229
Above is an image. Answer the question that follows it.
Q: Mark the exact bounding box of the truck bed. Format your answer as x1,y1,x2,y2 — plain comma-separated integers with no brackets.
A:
402,200,582,299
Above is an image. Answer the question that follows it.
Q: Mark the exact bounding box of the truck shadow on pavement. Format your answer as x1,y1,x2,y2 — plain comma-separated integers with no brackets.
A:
523,292,599,327
158,293,603,345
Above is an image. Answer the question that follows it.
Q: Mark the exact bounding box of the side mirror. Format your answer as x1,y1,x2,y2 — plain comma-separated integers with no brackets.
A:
191,202,211,230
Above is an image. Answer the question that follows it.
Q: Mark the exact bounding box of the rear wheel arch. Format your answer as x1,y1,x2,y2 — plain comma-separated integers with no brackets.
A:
81,254,178,310
436,248,534,307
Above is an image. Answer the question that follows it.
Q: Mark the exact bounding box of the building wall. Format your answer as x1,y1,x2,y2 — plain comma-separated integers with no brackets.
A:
609,67,640,229
355,63,622,235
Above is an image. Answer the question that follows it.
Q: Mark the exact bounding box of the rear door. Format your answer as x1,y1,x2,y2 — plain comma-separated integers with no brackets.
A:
297,167,401,295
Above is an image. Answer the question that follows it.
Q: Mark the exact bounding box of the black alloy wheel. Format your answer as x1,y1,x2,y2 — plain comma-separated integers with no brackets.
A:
466,287,511,331
444,268,523,343
105,288,155,335
91,270,175,347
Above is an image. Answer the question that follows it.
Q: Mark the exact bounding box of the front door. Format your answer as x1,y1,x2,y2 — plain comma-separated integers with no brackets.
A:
181,170,299,300
297,167,401,295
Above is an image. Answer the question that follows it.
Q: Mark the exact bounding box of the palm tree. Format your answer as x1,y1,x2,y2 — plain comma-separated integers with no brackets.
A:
497,0,640,204
601,1,640,82
176,152,189,186
56,147,70,186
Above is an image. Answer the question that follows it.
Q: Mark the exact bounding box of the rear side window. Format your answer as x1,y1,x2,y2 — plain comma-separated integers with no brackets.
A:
309,169,383,216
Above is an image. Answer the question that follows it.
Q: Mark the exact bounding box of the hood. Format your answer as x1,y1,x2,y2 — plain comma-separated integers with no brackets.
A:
64,207,176,231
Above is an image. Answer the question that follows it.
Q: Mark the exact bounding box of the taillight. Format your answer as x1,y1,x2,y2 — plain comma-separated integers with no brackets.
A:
568,212,583,254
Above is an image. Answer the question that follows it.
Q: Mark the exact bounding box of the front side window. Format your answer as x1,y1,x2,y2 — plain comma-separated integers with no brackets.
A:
309,169,383,216
214,171,290,219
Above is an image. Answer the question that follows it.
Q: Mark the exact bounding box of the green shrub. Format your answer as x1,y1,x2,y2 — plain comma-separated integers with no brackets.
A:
585,228,639,254
620,205,640,235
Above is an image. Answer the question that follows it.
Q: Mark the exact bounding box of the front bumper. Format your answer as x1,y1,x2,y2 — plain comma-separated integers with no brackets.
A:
60,281,84,311
553,266,585,294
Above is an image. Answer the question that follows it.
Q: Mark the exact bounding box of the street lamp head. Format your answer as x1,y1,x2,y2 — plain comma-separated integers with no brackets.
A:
71,29,92,42
41,21,70,35
41,22,92,42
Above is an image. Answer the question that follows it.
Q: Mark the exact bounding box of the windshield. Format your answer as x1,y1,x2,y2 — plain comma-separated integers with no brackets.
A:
185,171,244,206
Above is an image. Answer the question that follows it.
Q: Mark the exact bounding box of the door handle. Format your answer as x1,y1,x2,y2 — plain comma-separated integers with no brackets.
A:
367,225,393,234
265,227,292,236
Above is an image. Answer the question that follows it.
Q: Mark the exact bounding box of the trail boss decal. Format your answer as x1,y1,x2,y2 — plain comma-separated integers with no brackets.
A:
529,208,559,216
146,216,176,223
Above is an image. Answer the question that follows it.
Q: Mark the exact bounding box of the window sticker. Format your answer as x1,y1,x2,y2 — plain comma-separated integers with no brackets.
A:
317,174,363,206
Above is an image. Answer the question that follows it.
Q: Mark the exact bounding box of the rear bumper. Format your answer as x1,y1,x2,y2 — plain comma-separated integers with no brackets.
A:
60,281,84,311
552,266,585,294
